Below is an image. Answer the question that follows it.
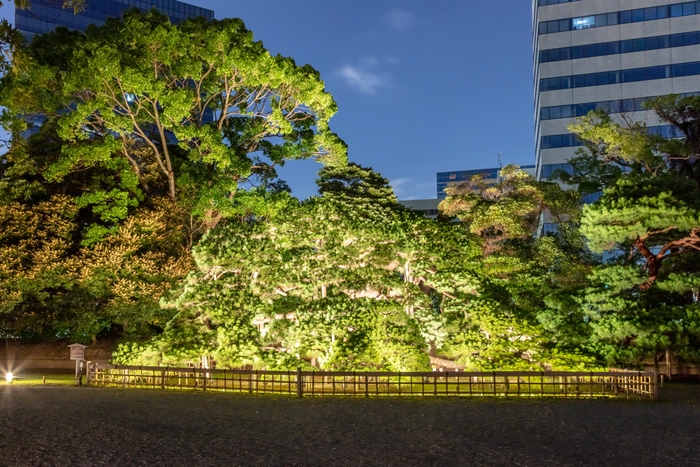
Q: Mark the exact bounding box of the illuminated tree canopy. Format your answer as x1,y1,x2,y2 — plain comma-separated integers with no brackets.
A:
113,165,596,371
541,95,700,367
1,10,346,239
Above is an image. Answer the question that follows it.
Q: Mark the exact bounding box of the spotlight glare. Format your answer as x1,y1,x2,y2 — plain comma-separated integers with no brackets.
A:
5,372,13,383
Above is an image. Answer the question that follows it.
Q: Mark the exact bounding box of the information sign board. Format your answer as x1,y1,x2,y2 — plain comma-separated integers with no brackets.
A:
68,344,87,361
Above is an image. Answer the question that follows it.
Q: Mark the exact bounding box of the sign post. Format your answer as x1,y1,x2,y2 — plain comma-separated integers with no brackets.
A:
67,344,87,386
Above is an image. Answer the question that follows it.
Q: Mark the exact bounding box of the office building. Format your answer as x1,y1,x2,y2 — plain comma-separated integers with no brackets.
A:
398,198,441,219
15,0,215,135
16,0,214,39
399,164,537,220
533,0,700,187
437,165,536,199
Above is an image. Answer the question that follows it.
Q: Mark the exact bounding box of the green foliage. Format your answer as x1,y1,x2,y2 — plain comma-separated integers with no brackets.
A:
567,265,700,366
568,111,663,172
543,94,700,367
0,113,192,341
1,10,346,233
372,305,430,371
118,164,596,371
581,174,700,253
439,164,579,253
552,149,624,197
9,6,699,373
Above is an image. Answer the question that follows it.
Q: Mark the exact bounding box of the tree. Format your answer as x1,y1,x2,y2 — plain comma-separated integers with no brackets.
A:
540,95,700,368
0,102,192,342
0,194,82,339
569,97,700,289
580,174,700,289
1,10,346,239
439,164,579,254
114,166,428,370
113,164,595,371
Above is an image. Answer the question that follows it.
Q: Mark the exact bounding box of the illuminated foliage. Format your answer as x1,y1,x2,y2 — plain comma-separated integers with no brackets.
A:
1,10,346,239
115,165,596,371
439,164,579,254
541,94,700,367
0,118,191,341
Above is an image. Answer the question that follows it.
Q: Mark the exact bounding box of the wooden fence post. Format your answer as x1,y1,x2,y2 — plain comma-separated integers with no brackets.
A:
296,366,303,398
540,371,544,397
652,368,658,400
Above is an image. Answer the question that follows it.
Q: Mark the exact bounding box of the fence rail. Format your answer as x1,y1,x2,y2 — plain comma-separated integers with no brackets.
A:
86,363,657,400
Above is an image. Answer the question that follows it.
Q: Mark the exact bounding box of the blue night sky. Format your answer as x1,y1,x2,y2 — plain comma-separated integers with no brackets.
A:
3,0,535,200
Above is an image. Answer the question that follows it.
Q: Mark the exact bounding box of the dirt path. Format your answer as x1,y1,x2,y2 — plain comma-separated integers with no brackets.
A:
0,384,698,466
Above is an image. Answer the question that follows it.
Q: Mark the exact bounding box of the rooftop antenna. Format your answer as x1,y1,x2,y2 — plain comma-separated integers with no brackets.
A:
497,152,502,182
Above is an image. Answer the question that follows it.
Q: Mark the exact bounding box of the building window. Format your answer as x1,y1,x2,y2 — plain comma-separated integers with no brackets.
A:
541,125,682,150
540,61,700,92
572,16,595,30
542,223,559,235
581,191,602,204
538,0,581,5
538,1,700,35
541,163,574,179
540,31,700,64
539,93,700,121
16,0,214,36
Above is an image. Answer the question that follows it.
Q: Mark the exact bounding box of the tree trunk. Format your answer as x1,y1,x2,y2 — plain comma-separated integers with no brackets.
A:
168,171,176,199
645,257,662,289
635,237,662,290
666,348,672,380
202,209,223,232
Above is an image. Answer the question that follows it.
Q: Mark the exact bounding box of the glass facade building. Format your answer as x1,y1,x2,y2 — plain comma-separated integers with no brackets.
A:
16,0,214,38
533,0,700,185
436,165,536,199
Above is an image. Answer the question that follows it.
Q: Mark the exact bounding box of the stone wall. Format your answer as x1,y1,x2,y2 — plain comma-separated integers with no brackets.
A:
1,338,116,371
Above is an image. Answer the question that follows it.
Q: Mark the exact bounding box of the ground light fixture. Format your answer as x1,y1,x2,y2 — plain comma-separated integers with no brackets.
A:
5,372,13,383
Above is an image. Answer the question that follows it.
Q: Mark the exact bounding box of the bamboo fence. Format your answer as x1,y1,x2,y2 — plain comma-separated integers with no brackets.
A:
86,363,657,400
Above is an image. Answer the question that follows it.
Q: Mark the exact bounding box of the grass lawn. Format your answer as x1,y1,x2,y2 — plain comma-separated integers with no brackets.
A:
2,369,76,386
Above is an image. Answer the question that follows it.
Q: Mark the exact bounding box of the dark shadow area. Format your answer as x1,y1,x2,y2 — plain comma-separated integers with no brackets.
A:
0,385,698,466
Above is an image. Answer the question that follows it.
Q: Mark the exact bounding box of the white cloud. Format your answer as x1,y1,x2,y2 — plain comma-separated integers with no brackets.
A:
390,179,436,200
389,177,411,196
387,9,414,29
335,64,390,95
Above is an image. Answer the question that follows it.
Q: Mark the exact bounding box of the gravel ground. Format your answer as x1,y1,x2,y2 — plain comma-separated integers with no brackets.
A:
0,383,698,467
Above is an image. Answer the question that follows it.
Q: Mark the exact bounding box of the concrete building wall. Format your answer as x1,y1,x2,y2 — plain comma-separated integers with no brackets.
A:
533,0,700,182
398,199,440,219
